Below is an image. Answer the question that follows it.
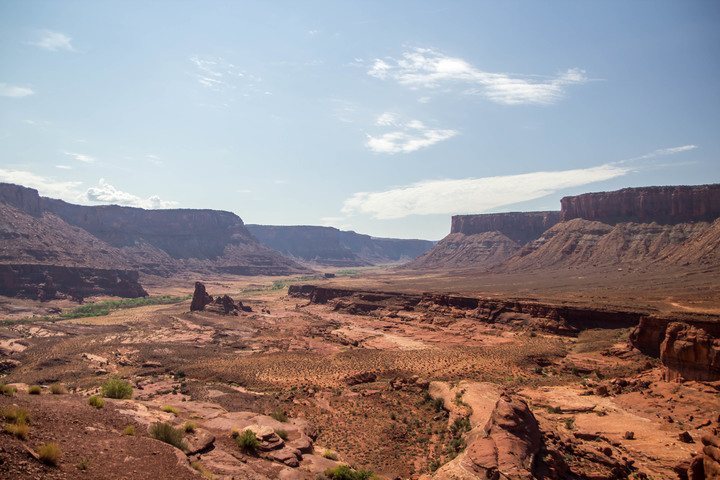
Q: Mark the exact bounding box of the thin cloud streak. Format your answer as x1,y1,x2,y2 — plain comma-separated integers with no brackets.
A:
62,151,95,163
0,83,34,97
30,30,75,51
342,164,629,220
366,113,458,154
368,47,587,105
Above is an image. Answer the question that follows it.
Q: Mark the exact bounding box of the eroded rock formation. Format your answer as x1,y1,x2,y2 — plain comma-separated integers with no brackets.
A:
190,282,213,311
434,394,541,480
660,322,720,382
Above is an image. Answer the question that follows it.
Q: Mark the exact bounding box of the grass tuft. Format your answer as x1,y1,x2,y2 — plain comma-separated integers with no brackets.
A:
191,460,215,479
49,383,67,395
270,410,288,422
0,382,17,396
88,395,105,408
28,385,42,395
275,429,288,440
38,443,61,466
123,425,135,436
323,449,339,460
149,422,187,450
184,422,196,433
162,405,179,415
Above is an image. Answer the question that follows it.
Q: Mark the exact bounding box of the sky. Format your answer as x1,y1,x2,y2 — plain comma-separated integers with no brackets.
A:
1,1,719,240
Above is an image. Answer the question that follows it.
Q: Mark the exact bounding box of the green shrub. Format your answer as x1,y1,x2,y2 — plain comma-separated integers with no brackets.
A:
38,443,61,465
432,397,444,413
451,417,471,434
49,383,67,395
101,378,133,399
547,406,563,414
28,385,42,395
123,425,135,435
149,422,187,450
184,422,196,433
236,429,259,453
324,465,375,480
88,395,105,408
162,405,179,415
270,410,288,422
275,429,288,440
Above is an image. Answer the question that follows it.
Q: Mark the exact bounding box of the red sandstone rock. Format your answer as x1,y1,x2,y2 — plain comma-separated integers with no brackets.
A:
190,282,213,312
661,323,720,382
561,184,720,224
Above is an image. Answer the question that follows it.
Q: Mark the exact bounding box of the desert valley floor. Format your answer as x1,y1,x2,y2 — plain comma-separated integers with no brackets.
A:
1,267,719,480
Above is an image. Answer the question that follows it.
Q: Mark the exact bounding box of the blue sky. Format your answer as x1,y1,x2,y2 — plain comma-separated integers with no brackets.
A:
1,1,718,240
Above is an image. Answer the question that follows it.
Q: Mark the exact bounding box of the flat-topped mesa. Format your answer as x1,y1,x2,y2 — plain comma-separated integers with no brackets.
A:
561,184,720,224
42,198,253,260
451,211,562,244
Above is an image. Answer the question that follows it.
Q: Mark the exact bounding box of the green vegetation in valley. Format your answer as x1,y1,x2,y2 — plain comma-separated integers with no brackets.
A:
1,295,190,327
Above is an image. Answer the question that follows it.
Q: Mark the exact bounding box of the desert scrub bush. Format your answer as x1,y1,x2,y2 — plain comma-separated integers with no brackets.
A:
37,443,61,466
28,385,42,395
162,405,179,415
324,465,375,480
49,383,67,395
2,406,30,424
88,395,105,408
546,406,563,414
191,460,215,479
236,429,259,453
184,422,196,433
270,410,288,422
432,397,445,413
123,425,135,435
5,420,30,440
0,382,17,396
451,417,471,434
149,422,187,450
101,378,133,399
275,429,288,440
323,449,339,460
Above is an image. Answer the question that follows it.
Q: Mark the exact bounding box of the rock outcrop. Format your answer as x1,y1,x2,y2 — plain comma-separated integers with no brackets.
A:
190,282,213,311
660,322,720,382
190,282,250,315
702,434,720,479
246,224,434,267
434,394,541,480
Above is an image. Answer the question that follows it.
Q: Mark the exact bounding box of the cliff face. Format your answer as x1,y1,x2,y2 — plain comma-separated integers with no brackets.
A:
561,184,720,224
246,225,434,267
451,211,561,243
404,212,559,270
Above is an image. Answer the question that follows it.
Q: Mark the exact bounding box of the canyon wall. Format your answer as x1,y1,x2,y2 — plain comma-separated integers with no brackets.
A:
451,211,561,243
561,184,720,224
246,224,434,267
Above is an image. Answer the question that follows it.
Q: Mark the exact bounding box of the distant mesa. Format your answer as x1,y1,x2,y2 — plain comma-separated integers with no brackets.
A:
246,224,435,267
0,182,310,299
404,183,720,272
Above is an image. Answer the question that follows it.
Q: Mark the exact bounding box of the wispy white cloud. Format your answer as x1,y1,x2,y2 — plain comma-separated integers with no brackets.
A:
62,151,95,163
342,163,629,220
29,30,75,52
0,169,82,199
82,179,178,209
55,165,72,170
0,83,34,98
366,113,458,154
368,47,587,105
628,144,698,161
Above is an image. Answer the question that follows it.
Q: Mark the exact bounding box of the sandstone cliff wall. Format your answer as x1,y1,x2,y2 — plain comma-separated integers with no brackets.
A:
561,184,720,224
451,211,561,243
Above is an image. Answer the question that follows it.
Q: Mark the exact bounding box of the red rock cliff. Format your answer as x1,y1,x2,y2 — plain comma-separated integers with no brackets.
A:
561,184,720,224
